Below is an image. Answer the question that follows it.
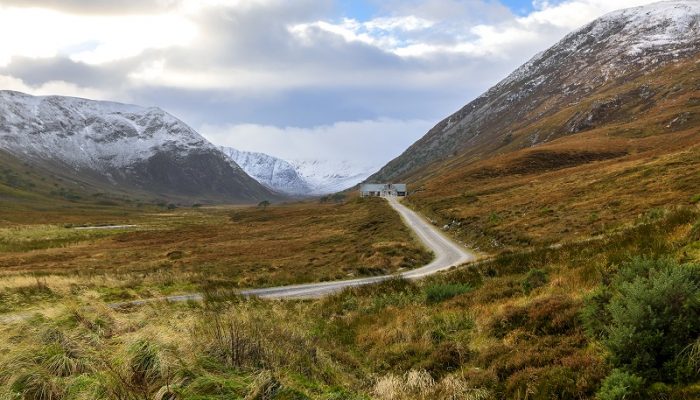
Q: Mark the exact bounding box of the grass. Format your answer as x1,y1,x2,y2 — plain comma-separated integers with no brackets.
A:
424,283,472,304
0,204,697,399
400,57,700,253
0,197,432,311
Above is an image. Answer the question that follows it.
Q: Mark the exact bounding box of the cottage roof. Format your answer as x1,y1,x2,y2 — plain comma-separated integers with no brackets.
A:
360,183,407,192
360,184,386,192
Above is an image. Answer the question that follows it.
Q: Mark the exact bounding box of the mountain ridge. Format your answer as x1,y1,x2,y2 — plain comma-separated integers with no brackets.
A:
369,0,700,183
0,90,276,203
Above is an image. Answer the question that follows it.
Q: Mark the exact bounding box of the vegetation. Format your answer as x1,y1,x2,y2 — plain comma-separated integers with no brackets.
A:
0,201,697,399
0,197,432,313
402,59,700,253
582,258,700,394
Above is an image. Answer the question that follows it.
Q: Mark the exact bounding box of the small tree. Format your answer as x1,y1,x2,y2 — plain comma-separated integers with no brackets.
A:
583,258,700,385
258,200,271,209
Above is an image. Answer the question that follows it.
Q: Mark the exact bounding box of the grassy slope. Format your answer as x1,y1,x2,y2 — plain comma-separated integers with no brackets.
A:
403,57,700,252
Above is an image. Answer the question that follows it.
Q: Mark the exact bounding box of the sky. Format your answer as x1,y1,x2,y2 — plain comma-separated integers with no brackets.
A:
0,0,663,168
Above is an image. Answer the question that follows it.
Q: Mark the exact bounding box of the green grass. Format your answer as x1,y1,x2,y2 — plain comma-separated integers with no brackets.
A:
424,283,473,304
0,224,138,253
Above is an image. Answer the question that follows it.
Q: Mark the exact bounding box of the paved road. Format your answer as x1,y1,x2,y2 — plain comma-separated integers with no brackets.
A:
118,197,476,305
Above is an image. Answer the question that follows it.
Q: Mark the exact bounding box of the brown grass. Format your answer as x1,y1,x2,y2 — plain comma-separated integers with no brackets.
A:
0,198,431,309
403,58,700,252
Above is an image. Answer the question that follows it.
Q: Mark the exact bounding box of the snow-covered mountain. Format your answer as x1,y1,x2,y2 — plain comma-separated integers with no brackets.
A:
219,147,311,195
291,159,379,195
370,0,700,182
218,145,376,195
0,90,274,202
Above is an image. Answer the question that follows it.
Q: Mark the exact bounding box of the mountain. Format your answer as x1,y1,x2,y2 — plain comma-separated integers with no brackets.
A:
370,0,700,183
219,147,312,195
291,159,379,195
219,146,376,195
0,91,275,203
368,0,700,251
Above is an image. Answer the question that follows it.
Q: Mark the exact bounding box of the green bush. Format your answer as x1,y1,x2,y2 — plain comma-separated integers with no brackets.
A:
596,369,644,400
583,258,700,383
522,268,548,294
425,283,472,304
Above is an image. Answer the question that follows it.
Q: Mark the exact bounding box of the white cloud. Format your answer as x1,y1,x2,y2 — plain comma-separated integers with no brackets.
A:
0,5,196,66
199,119,434,166
0,74,108,100
290,0,661,59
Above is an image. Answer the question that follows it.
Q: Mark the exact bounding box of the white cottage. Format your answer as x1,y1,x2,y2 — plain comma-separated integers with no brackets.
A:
360,183,407,197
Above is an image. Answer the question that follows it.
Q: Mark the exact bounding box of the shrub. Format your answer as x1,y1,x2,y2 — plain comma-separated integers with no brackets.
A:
425,283,472,304
521,269,548,294
595,369,644,400
583,258,700,383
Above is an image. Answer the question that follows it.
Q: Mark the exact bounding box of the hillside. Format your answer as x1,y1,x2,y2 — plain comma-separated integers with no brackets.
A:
369,0,700,250
371,1,699,182
0,91,276,204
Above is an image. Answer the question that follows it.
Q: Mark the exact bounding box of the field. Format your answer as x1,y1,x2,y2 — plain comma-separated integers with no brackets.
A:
0,197,432,314
0,201,698,399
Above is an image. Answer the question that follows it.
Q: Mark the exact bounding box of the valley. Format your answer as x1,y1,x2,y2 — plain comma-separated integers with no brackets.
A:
1,1,699,399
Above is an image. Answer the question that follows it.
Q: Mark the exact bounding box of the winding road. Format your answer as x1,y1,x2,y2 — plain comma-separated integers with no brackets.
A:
0,197,476,323
121,196,476,304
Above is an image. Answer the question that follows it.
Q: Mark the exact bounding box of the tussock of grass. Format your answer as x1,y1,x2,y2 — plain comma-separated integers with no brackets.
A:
425,283,472,304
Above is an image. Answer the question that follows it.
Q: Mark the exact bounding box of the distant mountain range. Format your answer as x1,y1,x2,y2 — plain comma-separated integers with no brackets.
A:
220,146,377,195
0,90,275,203
0,90,375,203
219,147,311,195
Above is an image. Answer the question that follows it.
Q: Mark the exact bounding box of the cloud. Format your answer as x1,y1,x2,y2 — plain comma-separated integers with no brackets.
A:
0,5,196,66
199,119,434,166
0,74,108,100
0,0,664,165
0,0,180,15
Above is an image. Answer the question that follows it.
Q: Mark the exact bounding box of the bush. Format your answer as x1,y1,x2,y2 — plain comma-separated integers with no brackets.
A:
583,258,700,383
425,283,472,304
596,369,644,400
521,268,548,294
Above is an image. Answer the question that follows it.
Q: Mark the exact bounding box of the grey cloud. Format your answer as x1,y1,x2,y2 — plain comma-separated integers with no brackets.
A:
0,57,132,88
